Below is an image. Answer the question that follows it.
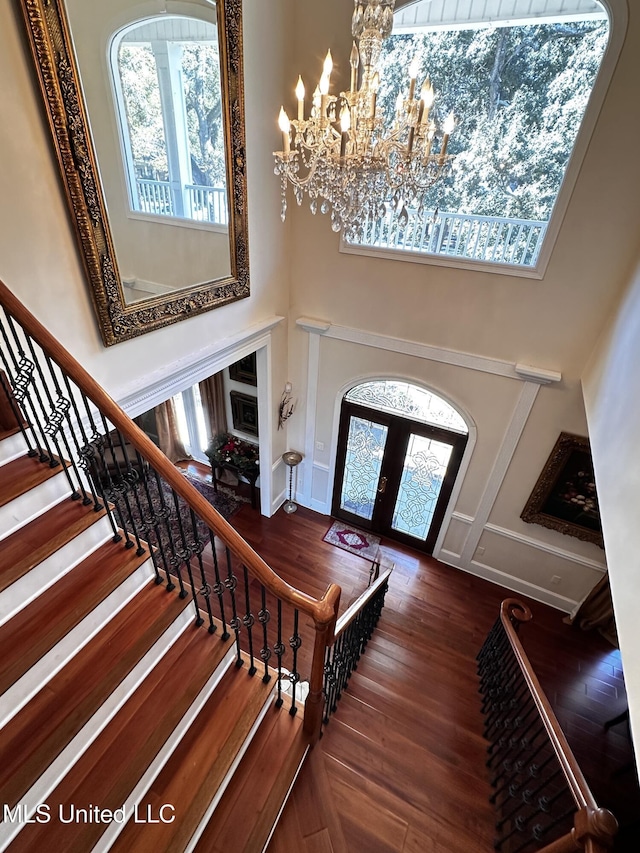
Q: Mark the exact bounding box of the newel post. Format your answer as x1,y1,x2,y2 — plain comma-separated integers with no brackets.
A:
303,584,341,742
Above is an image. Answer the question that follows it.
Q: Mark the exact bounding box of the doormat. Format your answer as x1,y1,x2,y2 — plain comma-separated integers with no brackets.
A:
323,520,380,560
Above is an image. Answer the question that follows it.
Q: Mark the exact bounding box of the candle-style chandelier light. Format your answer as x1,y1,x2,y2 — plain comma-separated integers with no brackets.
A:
274,0,457,240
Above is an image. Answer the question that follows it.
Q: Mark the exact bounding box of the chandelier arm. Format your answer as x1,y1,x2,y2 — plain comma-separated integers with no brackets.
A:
275,0,459,238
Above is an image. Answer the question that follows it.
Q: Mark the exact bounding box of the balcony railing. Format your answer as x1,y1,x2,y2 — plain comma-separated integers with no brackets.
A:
349,209,548,268
135,179,228,226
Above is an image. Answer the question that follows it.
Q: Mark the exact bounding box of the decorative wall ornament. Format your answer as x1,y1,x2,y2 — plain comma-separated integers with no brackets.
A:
521,432,603,548
278,382,297,430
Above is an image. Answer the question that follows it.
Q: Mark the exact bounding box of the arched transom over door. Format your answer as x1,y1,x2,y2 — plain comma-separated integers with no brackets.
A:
332,381,468,553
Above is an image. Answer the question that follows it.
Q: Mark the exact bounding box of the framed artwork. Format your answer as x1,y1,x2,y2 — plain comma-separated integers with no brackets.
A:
229,353,257,386
521,432,603,548
230,391,259,436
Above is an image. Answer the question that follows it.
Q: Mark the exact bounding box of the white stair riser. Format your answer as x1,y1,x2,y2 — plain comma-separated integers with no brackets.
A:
0,558,156,728
0,472,71,543
0,434,27,467
0,605,198,851
0,513,114,628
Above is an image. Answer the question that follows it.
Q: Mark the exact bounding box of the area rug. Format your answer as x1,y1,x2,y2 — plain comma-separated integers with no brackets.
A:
111,469,248,555
180,470,250,519
323,520,381,560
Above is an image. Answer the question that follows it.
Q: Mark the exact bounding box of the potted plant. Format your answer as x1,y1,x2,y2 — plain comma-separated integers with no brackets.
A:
205,433,259,476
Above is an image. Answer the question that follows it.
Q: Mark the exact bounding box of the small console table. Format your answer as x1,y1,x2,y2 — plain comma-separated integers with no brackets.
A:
210,461,259,509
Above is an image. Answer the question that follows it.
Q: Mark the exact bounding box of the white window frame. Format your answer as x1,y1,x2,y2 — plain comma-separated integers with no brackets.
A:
340,0,627,279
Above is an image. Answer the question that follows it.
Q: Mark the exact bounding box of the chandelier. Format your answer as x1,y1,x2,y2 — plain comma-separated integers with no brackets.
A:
273,0,457,241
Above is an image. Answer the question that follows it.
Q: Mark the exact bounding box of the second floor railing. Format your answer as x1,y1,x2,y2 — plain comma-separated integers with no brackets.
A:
349,209,548,268
0,278,338,743
478,599,618,853
136,179,228,225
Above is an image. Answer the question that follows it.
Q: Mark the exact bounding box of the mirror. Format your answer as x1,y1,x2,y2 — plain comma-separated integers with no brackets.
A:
20,0,249,346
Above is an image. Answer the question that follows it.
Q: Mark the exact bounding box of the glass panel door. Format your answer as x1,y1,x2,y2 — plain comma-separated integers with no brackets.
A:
391,434,453,541
339,415,389,521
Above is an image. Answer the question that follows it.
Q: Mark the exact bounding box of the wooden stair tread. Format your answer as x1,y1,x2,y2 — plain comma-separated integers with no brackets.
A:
195,705,308,853
109,664,277,853
0,453,66,507
7,622,235,853
0,580,192,810
0,536,150,696
0,495,105,594
0,426,21,441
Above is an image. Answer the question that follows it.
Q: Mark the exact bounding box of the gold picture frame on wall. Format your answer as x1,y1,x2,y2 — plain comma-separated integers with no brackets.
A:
521,432,603,548
19,0,250,346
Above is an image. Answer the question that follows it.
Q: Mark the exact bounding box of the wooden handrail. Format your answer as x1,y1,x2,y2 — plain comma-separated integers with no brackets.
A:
0,279,340,630
333,568,393,642
499,599,618,852
500,599,596,810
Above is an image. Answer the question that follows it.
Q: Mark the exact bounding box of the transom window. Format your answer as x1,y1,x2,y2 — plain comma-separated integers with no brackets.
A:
110,15,228,226
343,0,610,275
345,380,468,433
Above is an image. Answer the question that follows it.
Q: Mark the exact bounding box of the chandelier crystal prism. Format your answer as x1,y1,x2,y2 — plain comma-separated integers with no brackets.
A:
274,0,457,240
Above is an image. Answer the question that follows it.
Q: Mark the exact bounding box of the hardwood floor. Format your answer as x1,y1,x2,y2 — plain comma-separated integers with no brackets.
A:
221,501,640,853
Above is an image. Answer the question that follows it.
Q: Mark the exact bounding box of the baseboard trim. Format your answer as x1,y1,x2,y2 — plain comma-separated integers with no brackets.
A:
437,549,578,613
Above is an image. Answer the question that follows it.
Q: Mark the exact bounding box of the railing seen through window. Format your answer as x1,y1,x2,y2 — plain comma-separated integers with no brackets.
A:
345,0,609,271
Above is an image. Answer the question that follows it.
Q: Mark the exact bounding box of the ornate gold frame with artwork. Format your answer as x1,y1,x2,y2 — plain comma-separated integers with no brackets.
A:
19,0,249,346
521,432,603,548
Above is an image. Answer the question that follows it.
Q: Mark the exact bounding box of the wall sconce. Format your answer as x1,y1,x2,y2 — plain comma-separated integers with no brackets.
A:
278,382,296,430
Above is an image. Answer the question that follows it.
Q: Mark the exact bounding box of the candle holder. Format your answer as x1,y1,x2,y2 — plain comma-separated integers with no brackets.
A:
282,450,303,514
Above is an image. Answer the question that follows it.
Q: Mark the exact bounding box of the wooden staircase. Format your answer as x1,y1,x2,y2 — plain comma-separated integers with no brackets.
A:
0,428,309,852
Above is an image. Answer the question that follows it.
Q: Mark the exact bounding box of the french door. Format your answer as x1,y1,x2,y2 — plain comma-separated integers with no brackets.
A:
331,402,467,553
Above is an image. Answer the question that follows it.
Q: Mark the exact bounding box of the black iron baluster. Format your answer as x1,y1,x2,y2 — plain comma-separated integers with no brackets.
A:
15,329,76,492
1,312,56,464
59,373,103,512
258,584,272,683
224,546,243,667
100,418,146,555
0,359,37,458
274,599,284,707
288,609,301,716
207,530,229,639
77,396,122,543
127,451,172,587
242,565,257,676
188,506,215,633
39,350,94,505
169,486,203,625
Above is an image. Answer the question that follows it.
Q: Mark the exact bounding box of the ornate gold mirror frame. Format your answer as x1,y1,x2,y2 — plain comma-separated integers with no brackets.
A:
20,0,249,346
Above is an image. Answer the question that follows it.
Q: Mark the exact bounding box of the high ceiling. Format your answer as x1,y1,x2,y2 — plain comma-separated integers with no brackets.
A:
394,0,606,31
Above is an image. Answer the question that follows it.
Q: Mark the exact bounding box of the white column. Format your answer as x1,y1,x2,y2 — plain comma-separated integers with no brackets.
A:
296,318,330,508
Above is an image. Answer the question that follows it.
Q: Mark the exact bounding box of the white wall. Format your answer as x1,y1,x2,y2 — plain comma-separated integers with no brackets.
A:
583,249,640,753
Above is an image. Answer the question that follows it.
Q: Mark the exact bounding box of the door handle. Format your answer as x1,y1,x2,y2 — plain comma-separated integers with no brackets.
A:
377,476,387,494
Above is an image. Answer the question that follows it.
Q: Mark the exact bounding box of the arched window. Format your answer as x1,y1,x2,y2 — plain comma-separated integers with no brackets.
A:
343,0,613,276
345,380,468,433
110,15,228,226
